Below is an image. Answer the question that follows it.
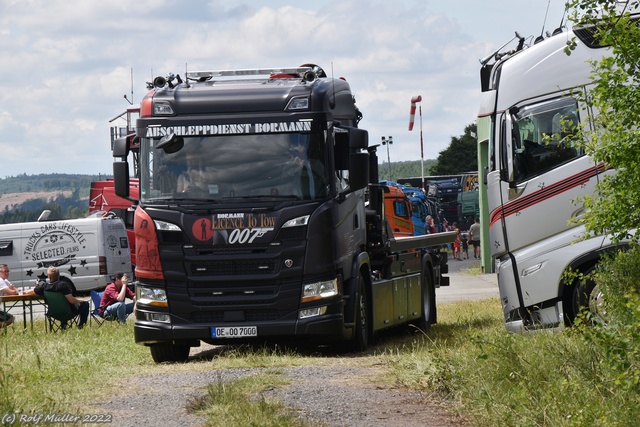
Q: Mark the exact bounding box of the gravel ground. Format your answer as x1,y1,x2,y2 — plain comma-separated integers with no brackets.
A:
98,359,466,427
95,260,490,427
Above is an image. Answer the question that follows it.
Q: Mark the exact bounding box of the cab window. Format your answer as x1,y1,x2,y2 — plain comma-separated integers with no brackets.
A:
511,97,583,182
394,200,409,218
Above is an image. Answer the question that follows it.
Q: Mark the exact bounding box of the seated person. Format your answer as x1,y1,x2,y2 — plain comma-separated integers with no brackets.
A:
0,264,17,327
177,156,207,192
0,310,13,328
25,266,89,329
99,273,136,324
0,264,18,296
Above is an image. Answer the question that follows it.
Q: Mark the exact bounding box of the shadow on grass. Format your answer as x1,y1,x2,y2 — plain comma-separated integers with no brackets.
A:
187,309,501,363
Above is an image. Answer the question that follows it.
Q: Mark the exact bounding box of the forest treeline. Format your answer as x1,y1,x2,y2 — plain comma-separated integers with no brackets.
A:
0,173,106,224
376,159,437,182
0,173,105,194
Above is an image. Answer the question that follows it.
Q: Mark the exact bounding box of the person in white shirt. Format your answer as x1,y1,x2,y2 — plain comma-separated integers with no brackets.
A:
0,264,16,327
0,264,17,296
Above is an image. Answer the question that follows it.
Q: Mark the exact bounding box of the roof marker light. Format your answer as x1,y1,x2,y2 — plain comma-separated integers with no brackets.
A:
287,97,309,110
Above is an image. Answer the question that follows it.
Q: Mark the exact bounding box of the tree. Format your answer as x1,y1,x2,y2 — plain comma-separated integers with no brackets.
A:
566,0,640,243
430,123,477,176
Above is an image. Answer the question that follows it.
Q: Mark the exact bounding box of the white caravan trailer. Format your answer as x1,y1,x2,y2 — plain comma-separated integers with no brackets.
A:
477,13,637,331
0,211,132,293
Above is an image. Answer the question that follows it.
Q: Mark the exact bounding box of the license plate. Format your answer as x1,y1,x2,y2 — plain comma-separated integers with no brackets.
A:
211,326,257,338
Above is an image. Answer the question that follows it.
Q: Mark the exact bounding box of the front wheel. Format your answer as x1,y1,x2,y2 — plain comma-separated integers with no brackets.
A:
346,276,370,353
149,342,190,363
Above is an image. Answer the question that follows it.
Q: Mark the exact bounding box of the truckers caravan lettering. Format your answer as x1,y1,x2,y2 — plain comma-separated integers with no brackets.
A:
0,211,133,293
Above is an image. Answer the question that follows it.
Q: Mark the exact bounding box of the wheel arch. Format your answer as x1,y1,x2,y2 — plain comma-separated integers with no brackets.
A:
343,251,371,327
560,242,629,324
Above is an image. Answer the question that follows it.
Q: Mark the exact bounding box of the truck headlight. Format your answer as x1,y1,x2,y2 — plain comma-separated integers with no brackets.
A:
301,279,338,303
283,215,309,228
154,219,181,231
136,285,168,307
299,306,327,319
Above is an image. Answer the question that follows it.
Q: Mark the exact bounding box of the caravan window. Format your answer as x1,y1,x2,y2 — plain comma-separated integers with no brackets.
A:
0,240,12,257
511,98,584,182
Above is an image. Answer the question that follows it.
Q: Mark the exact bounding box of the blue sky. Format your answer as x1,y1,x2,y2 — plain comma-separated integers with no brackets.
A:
0,0,568,177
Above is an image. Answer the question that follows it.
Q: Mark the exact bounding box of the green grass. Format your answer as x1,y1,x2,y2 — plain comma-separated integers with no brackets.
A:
0,321,149,416
2,295,640,426
187,370,309,427
387,298,640,426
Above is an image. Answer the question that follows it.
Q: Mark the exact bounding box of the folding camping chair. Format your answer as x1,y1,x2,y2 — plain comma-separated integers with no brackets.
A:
90,290,106,327
43,291,80,332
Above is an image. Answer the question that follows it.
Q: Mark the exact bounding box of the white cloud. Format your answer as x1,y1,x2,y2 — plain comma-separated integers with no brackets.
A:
0,0,570,177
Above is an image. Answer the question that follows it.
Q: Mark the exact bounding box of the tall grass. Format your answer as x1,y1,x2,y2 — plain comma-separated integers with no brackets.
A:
387,278,640,425
0,321,149,417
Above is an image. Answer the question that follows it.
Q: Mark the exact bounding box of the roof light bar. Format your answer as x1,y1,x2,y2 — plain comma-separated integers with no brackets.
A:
187,67,312,80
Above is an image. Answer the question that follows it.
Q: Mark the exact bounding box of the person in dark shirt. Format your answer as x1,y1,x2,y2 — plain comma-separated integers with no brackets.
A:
25,266,89,329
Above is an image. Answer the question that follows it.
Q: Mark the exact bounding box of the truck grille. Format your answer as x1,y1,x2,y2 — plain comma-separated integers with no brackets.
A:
190,259,277,276
190,309,286,323
194,244,275,255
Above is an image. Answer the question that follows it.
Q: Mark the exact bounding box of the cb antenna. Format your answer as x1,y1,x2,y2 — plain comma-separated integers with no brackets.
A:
124,67,134,105
540,0,551,38
555,5,568,33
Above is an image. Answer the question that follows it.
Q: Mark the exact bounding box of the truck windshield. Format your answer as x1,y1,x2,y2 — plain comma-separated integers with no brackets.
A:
139,132,329,203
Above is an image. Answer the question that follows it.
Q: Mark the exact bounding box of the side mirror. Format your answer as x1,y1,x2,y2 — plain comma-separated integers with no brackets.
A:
112,136,130,158
348,152,369,191
113,161,130,199
349,127,368,149
156,132,184,154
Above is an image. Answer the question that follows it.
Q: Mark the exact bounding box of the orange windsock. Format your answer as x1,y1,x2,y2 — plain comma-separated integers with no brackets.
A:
409,95,422,131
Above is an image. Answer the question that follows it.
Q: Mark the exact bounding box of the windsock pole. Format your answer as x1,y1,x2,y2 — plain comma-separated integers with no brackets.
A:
409,95,424,190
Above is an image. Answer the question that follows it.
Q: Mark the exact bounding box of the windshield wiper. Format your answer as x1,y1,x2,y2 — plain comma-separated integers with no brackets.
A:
171,197,220,204
222,195,301,201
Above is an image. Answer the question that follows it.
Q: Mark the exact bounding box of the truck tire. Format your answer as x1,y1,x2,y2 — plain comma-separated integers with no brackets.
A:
149,343,190,363
412,262,435,332
565,267,606,325
346,276,369,353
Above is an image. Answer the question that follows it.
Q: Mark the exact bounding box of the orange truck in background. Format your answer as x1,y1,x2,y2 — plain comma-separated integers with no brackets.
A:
382,185,414,237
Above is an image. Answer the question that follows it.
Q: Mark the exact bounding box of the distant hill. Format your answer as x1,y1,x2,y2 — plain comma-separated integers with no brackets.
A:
0,191,73,212
0,173,106,223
